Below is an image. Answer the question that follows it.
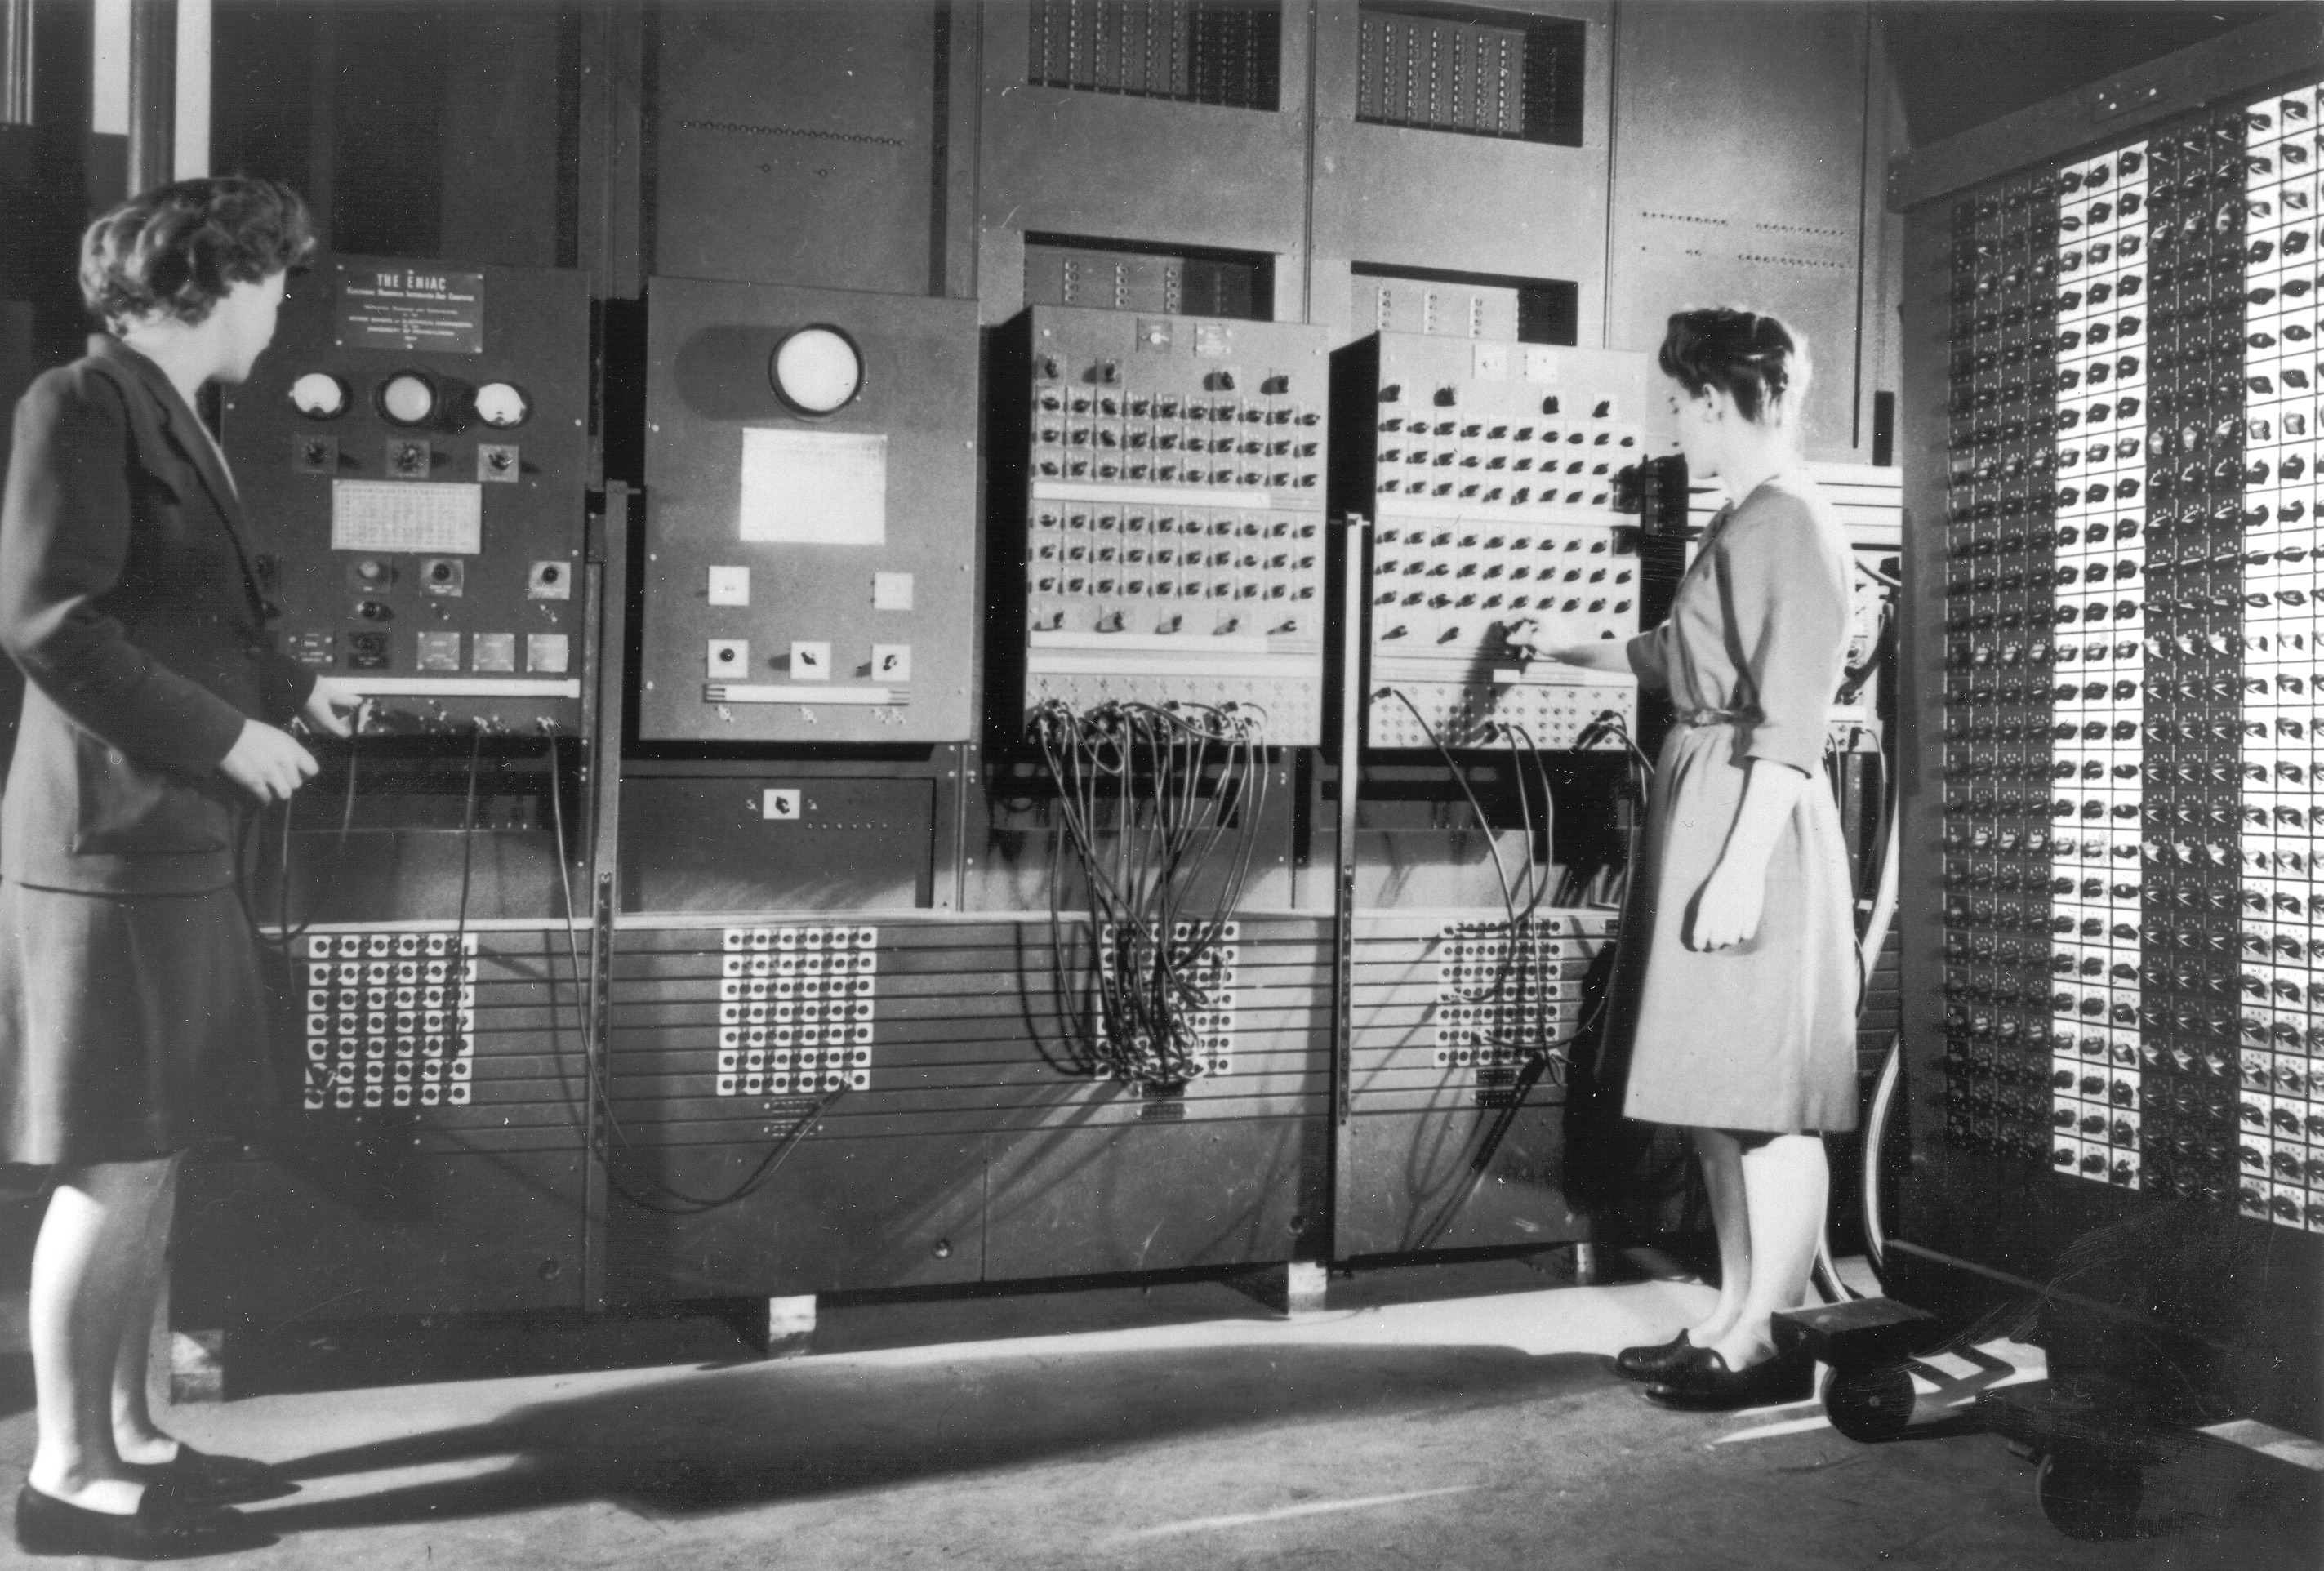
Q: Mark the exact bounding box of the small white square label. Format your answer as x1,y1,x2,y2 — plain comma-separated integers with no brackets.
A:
1521,345,1562,385
790,640,831,680
1471,343,1509,381
528,633,569,674
870,643,911,682
872,572,915,611
762,789,800,821
707,639,749,677
708,565,750,606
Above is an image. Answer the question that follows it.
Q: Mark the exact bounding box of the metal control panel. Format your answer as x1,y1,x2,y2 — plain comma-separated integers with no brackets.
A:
1006,305,1330,744
222,256,591,732
638,278,982,744
1337,333,1654,750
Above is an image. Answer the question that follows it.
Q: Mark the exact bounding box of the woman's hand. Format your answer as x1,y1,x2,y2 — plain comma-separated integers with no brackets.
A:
219,719,317,805
1686,759,1811,950
1502,619,1632,673
301,676,363,738
1687,857,1768,950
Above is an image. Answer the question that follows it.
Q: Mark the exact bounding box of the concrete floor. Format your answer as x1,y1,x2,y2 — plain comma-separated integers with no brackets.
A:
0,1256,2315,1569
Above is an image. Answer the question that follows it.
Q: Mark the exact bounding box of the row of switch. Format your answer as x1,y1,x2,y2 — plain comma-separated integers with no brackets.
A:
1039,423,1321,456
1034,389,1318,424
1033,540,1317,573
1032,452,1320,488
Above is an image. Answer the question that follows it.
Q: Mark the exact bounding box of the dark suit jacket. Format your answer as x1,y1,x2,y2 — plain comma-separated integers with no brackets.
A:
0,336,314,895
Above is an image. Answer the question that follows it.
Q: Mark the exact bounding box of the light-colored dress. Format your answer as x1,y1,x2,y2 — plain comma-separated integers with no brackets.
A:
1613,471,1859,1134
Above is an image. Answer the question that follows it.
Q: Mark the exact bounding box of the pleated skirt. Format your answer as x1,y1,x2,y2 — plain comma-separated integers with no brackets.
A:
0,880,272,1166
1614,720,1861,1134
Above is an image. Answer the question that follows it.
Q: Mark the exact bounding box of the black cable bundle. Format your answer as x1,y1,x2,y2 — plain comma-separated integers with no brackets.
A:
1030,698,1269,1087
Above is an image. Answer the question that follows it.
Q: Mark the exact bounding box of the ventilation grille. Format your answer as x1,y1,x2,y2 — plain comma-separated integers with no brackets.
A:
1356,4,1585,147
1027,1,1282,112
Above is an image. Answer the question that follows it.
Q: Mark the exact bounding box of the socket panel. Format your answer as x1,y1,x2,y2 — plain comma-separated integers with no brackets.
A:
299,928,480,1115
1369,671,1637,750
714,924,879,1097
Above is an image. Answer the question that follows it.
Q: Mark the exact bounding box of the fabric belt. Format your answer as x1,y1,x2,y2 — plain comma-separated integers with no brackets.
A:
1674,708,1741,727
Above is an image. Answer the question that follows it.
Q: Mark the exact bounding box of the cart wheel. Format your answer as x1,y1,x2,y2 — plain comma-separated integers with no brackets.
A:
1823,1363,1917,1443
2036,1446,2144,1540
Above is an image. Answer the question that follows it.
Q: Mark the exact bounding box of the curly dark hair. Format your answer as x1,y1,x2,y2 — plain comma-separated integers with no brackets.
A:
1658,308,1810,425
79,177,317,330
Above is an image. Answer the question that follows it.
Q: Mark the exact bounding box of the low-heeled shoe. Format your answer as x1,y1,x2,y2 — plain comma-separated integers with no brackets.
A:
1612,1330,1708,1382
15,1482,277,1560
131,1445,298,1506
1642,1347,1814,1413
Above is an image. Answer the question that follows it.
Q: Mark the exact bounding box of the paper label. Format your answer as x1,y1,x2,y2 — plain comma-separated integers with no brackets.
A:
332,480,483,554
738,429,887,546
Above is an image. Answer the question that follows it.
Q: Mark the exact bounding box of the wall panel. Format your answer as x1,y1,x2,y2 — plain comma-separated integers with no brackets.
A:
1607,0,1872,456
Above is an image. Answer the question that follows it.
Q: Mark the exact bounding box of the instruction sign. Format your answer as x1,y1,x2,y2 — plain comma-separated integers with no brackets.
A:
336,264,485,354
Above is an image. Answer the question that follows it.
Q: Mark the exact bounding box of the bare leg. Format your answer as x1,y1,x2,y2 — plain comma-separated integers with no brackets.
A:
1706,1133,1828,1369
1689,1128,1750,1348
110,1153,184,1467
26,1159,174,1514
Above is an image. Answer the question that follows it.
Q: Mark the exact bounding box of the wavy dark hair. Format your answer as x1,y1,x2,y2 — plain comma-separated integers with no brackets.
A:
1658,307,1809,425
79,177,317,330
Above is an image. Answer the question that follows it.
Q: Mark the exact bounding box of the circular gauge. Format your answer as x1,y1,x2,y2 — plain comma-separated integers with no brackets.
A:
770,326,863,416
378,372,438,426
288,372,349,419
473,381,531,429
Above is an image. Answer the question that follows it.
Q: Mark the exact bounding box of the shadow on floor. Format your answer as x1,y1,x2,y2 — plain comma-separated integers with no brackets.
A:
248,1340,1614,1535
215,1250,1622,1401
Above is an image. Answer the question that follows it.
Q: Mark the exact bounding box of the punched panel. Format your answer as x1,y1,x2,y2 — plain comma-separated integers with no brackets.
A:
296,927,479,1115
710,923,880,1099
1334,907,1614,1258
1013,305,1330,744
221,257,591,732
1928,78,2323,1234
1348,909,1614,1110
179,921,590,1324
1339,333,1653,750
639,278,982,743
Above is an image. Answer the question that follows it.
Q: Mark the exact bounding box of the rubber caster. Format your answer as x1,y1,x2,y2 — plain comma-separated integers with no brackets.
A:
2035,1445,2144,1540
1822,1363,1917,1443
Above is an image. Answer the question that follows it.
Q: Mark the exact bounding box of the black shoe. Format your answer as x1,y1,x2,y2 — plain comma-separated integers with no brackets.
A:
1642,1346,1814,1413
1613,1330,1709,1382
130,1445,298,1506
14,1482,277,1560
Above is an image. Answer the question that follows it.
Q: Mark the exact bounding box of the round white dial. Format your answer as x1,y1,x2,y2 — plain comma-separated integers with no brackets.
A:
771,327,863,415
288,372,347,418
379,372,437,425
473,381,530,429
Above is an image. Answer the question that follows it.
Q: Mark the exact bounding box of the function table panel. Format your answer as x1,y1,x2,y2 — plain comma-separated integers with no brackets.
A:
1930,78,2322,1234
1342,334,1653,750
639,278,982,744
1013,306,1330,745
222,257,592,732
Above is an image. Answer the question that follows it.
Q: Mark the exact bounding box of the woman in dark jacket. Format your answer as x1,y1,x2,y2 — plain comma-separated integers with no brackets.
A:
0,178,355,1557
